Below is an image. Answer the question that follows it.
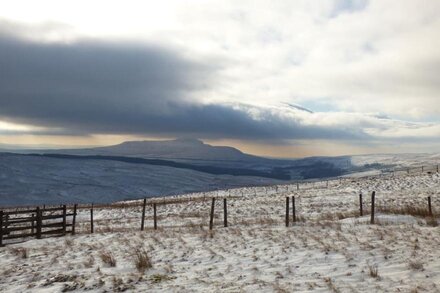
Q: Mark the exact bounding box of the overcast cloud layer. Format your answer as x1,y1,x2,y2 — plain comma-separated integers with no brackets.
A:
0,30,368,140
0,0,439,154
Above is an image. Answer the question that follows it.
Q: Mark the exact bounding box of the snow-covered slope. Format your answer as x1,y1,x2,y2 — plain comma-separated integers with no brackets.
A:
1,149,439,207
351,153,440,168
0,153,282,207
0,171,439,292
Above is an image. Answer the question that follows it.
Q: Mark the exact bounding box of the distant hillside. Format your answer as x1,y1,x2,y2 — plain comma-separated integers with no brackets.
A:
21,138,270,164
88,138,263,162
5,139,436,186
24,153,291,180
0,153,284,207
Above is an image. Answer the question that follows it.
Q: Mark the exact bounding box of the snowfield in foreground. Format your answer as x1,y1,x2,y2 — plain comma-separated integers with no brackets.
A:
1,171,440,292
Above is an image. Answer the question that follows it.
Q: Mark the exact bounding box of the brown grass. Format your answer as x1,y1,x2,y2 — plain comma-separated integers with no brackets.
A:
377,205,433,218
368,264,379,278
323,277,340,293
99,251,117,267
408,260,424,271
10,247,28,259
134,249,152,273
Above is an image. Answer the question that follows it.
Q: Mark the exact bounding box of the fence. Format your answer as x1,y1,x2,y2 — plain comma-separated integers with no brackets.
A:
0,205,77,246
0,163,438,246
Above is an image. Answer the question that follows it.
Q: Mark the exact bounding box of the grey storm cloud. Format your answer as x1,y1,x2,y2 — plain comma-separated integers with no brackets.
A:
0,30,367,141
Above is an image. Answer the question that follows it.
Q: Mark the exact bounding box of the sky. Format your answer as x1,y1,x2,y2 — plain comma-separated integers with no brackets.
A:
0,0,439,158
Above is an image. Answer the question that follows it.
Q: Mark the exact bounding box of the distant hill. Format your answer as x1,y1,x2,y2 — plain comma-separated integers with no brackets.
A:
0,139,383,181
84,138,263,162
14,138,289,171
2,139,438,206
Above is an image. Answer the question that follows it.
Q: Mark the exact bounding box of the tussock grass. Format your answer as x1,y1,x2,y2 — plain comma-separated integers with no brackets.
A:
10,247,28,259
99,251,117,267
84,255,95,268
64,238,74,247
134,249,152,273
408,260,424,271
368,264,379,278
323,277,340,293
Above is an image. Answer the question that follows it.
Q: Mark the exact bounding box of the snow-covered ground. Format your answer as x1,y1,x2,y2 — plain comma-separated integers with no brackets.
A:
0,153,282,207
2,151,439,207
351,153,440,169
1,171,439,292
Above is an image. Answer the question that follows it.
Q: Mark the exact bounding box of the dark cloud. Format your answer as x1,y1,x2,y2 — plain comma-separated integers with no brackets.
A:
0,28,366,141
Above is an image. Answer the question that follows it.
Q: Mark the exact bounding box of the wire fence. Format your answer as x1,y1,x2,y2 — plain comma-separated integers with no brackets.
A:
1,163,439,246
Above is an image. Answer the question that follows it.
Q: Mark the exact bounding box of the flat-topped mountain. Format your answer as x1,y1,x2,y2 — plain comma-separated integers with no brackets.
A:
85,138,262,162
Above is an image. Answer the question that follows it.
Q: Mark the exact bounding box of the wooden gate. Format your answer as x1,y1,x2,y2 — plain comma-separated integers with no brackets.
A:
0,205,77,246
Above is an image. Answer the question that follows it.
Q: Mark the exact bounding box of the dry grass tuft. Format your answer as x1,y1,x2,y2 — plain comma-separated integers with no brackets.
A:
408,260,424,271
64,238,74,247
368,264,379,278
99,251,117,267
11,247,28,259
323,277,340,293
150,274,176,283
134,249,152,273
84,255,95,268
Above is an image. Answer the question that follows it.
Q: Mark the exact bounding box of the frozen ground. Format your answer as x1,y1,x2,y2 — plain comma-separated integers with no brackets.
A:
1,171,439,292
0,153,281,207
351,153,440,169
1,151,439,207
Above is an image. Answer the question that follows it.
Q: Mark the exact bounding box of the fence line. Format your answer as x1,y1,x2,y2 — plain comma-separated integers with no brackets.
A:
0,163,438,245
1,191,437,246
1,163,438,212
1,205,76,246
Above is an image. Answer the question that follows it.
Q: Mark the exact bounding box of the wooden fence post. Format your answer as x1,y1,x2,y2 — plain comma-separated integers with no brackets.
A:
223,198,228,227
0,210,3,246
36,206,42,239
285,197,289,227
422,166,424,172
62,205,67,235
292,196,296,223
31,213,35,235
209,198,215,230
437,165,439,173
90,204,94,234
359,193,363,216
296,183,299,190
153,203,157,230
141,198,146,231
3,214,9,237
72,204,77,235
370,191,375,224
5,214,9,236
428,196,433,217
